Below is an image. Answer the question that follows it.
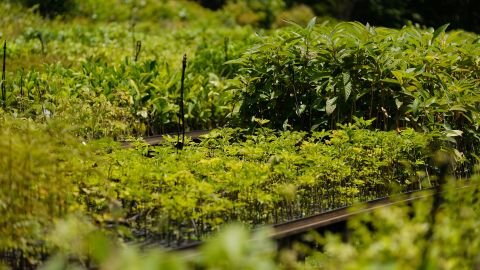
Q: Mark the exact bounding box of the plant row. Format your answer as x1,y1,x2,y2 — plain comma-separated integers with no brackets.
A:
1,117,443,255
1,2,255,138
4,161,480,270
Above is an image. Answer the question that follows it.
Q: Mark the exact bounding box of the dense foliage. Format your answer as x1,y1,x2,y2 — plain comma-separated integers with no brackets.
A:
233,20,479,133
19,174,480,270
86,124,436,244
231,20,479,175
13,0,480,33
201,0,480,33
0,2,255,139
0,118,87,253
1,0,479,269
0,117,438,257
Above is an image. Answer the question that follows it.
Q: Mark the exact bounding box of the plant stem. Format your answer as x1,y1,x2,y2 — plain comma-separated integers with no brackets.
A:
134,40,142,62
20,69,24,97
37,33,45,55
224,37,229,62
290,65,300,126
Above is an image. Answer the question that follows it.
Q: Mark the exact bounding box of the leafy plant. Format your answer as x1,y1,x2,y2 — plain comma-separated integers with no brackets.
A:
231,21,479,134
0,117,92,262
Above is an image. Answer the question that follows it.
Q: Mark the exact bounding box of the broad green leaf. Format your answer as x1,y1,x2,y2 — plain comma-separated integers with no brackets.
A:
432,23,450,43
284,20,303,29
424,97,437,107
306,17,317,32
449,104,467,112
129,79,139,95
406,67,416,73
391,70,404,84
224,58,247,65
381,78,401,85
326,97,337,115
445,129,463,137
252,116,270,125
342,72,352,101
395,98,403,109
410,99,420,114
296,104,307,116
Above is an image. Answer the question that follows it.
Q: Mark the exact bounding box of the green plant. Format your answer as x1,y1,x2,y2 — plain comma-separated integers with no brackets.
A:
64,126,436,247
24,173,480,270
229,21,480,158
0,117,91,261
302,174,480,269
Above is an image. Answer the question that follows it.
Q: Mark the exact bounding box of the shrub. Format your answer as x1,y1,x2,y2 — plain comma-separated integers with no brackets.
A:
230,21,480,135
0,117,91,254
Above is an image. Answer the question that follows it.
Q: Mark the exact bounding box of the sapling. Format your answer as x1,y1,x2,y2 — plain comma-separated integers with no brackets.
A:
177,54,187,150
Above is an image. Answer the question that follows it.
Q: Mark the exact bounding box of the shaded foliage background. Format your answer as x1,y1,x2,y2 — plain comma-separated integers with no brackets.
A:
209,0,480,33
16,0,480,33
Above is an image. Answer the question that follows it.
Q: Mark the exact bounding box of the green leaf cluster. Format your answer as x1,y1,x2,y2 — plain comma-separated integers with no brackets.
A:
77,127,434,245
233,21,480,136
0,117,91,256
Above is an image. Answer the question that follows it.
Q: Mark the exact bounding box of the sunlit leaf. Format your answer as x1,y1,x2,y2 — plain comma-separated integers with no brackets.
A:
343,72,352,101
432,23,450,43
306,17,317,32
326,97,337,115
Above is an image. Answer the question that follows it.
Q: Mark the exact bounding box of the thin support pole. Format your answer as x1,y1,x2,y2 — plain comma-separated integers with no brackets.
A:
178,54,187,149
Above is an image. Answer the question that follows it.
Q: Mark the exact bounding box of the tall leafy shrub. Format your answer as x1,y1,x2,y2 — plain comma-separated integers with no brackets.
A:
230,20,480,134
